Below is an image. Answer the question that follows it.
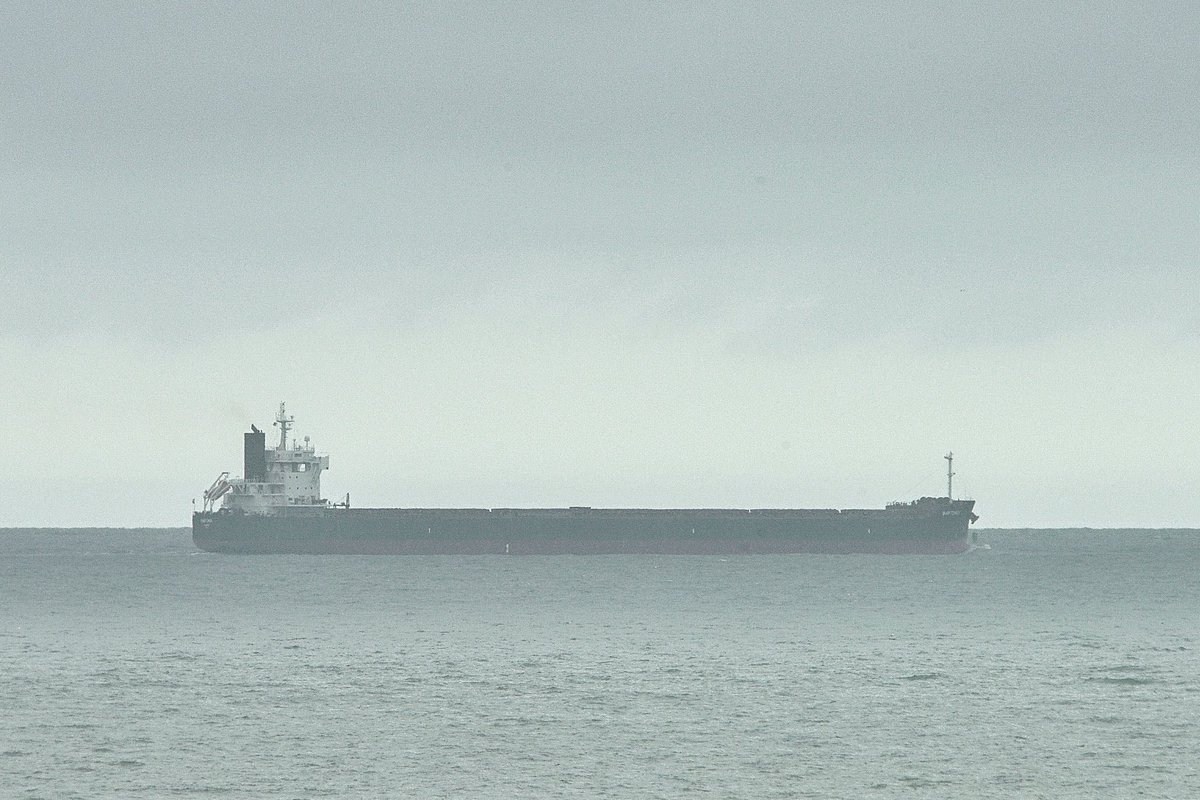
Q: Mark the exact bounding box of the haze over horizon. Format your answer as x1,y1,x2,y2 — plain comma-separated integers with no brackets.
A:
2,3,1197,528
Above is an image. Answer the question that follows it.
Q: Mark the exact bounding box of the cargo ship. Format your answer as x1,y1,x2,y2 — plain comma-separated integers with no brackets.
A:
192,404,980,554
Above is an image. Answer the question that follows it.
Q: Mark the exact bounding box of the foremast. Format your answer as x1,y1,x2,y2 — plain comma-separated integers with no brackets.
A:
945,451,954,499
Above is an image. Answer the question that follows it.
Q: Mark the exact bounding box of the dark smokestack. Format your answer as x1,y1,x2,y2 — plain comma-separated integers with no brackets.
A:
244,428,266,482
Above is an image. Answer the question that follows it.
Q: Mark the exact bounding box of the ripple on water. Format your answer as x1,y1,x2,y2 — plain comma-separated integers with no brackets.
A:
1086,675,1158,686
3,528,1200,798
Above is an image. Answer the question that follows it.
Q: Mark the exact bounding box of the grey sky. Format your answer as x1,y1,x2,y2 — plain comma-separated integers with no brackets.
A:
2,3,1197,526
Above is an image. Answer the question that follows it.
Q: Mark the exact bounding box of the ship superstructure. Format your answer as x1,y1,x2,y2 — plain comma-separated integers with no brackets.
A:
194,404,979,555
202,403,330,515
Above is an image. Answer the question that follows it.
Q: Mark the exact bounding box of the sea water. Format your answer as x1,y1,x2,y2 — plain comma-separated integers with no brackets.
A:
1,529,1197,798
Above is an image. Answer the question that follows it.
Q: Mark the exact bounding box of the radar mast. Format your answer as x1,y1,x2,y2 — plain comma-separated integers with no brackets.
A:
274,402,294,450
945,452,955,499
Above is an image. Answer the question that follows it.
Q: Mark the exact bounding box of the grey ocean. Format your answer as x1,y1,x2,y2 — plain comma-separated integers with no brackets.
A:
2,529,1198,799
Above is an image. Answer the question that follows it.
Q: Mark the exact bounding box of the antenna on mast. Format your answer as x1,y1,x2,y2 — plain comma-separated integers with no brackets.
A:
944,452,954,499
273,402,294,450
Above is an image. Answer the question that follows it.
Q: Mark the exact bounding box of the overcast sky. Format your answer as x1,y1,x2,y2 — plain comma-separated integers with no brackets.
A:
2,2,1197,527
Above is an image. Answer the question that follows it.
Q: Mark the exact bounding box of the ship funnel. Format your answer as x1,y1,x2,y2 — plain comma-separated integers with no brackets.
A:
244,428,267,482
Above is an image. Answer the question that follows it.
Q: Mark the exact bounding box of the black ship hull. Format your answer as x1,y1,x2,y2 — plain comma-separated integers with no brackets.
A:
192,499,978,555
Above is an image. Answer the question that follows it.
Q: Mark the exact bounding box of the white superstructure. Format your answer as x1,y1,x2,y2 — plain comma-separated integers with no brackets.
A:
201,402,329,514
